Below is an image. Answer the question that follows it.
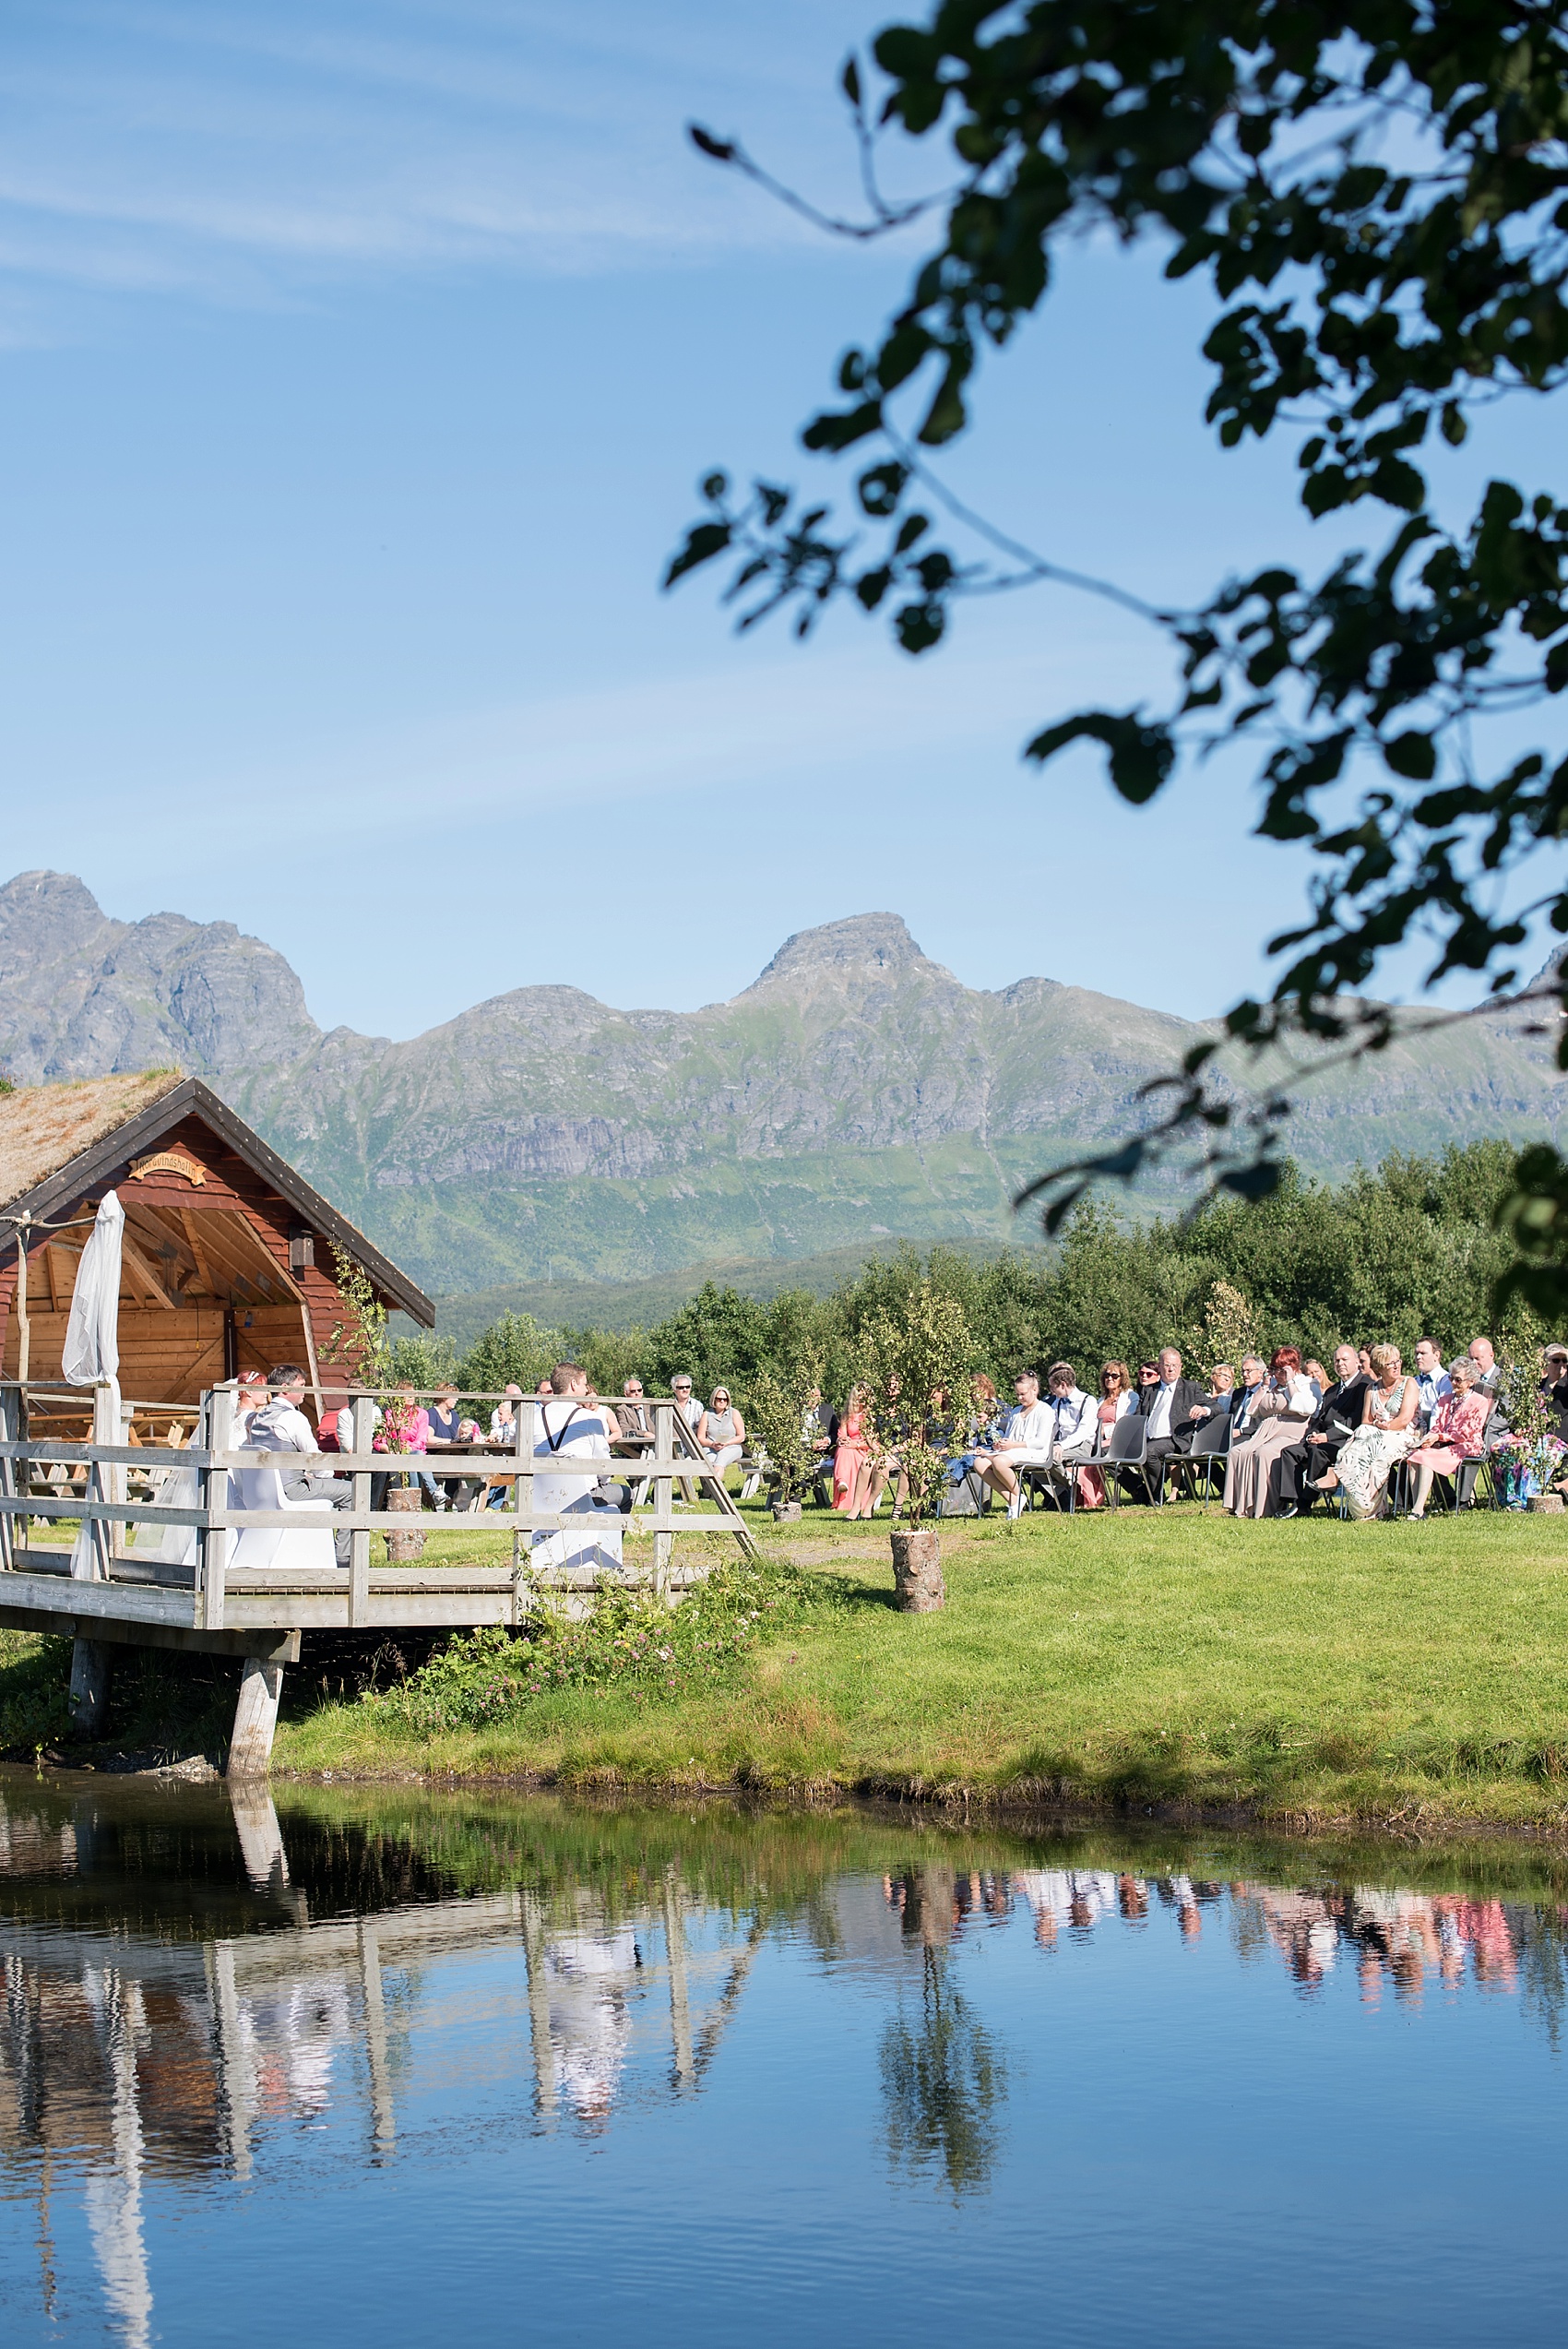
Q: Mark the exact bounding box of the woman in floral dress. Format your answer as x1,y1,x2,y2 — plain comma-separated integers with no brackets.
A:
1311,1343,1419,1519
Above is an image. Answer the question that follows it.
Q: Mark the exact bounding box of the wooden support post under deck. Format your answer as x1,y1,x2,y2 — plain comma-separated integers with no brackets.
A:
227,1651,284,1778
66,1638,113,1739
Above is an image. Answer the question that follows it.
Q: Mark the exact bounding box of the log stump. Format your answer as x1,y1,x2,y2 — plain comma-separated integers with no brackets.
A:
385,1484,427,1561
890,1527,944,1613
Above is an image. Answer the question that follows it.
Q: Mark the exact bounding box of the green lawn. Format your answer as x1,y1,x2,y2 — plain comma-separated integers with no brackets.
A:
265,1500,1568,1830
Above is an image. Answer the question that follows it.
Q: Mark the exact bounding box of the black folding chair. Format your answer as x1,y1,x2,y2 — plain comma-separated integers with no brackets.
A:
1170,1413,1231,1506
1019,1436,1079,1515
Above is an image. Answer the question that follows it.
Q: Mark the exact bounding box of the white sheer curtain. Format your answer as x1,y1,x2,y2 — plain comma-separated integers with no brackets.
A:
63,1191,124,1581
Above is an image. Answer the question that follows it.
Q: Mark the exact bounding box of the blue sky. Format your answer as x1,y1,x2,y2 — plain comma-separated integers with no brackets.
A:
1,1,1559,1040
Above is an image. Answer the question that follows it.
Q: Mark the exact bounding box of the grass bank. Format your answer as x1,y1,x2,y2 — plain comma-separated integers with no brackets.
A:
6,1504,1568,1830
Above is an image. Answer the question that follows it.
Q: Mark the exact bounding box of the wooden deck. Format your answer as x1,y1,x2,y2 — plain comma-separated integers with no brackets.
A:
0,1381,758,1771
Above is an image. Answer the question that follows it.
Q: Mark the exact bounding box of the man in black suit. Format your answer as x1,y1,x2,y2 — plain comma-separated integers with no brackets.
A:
1133,1347,1209,1501
1271,1345,1369,1514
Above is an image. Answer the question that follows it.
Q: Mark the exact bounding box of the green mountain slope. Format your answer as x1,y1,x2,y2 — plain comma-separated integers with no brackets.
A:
3,874,1562,1294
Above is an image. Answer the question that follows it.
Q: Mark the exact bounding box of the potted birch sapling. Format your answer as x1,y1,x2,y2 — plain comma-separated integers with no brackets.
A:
745,1365,818,1521
862,1283,976,1613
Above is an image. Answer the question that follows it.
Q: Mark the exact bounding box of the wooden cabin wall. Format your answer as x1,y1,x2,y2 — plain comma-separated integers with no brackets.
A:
0,1111,393,1408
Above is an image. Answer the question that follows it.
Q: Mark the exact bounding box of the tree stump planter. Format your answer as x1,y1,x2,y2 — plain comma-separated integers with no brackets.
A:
890,1527,944,1613
385,1483,428,1561
1527,1492,1565,1513
772,1500,802,1523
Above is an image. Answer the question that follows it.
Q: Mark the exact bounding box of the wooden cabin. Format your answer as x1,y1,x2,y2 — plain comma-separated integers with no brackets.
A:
0,1071,433,1405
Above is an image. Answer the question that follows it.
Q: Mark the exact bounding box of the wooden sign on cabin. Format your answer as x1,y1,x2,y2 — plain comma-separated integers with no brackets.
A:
0,1071,433,1403
127,1148,208,1186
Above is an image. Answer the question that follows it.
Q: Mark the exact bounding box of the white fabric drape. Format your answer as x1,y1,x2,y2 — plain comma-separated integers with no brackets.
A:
62,1191,123,1385
63,1191,124,1581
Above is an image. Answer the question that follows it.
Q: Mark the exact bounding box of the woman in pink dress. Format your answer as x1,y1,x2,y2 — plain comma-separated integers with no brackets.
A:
1403,1356,1491,1517
832,1388,883,1517
1077,1361,1134,1509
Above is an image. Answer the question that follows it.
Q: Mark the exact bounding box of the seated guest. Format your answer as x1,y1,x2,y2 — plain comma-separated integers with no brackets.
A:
1224,1347,1315,1517
247,1364,353,1567
696,1387,746,1479
1077,1361,1134,1510
944,1373,1003,1497
1033,1362,1095,1504
1542,1345,1568,1441
1311,1343,1419,1519
1272,1344,1369,1515
1466,1334,1514,1448
802,1385,837,1455
1180,1364,1236,1440
234,1369,268,1440
1411,1337,1451,1432
1132,1349,1206,1501
381,1382,439,1508
1302,1359,1327,1403
974,1371,1056,1519
833,1386,886,1518
1404,1356,1491,1517
1044,1362,1095,1458
1358,1346,1374,1378
1229,1357,1272,1439
490,1384,526,1446
428,1382,482,1512
670,1374,704,1504
615,1377,655,1449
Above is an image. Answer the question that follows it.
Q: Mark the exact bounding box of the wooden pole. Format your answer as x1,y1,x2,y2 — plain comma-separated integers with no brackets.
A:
66,1637,113,1739
350,1396,374,1628
512,1399,534,1584
0,1384,16,1573
13,1224,30,1387
653,1404,673,1601
227,1651,283,1777
199,1384,235,1632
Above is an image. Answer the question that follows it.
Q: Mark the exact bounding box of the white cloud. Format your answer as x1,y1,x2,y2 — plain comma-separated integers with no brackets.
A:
0,0,916,313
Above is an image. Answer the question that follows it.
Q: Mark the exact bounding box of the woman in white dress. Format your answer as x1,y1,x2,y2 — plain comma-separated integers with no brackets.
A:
1311,1343,1419,1519
1224,1347,1316,1517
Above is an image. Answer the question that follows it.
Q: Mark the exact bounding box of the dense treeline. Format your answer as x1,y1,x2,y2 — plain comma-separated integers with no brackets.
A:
390,1142,1550,1406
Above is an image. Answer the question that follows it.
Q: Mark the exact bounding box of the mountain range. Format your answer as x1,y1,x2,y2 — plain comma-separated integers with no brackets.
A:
2,867,1562,1297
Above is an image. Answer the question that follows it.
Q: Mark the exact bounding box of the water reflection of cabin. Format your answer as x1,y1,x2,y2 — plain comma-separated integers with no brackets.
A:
0,1070,433,1405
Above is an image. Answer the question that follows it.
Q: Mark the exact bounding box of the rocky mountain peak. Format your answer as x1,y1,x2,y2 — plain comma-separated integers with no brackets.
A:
740,912,954,997
0,868,318,1083
0,870,119,979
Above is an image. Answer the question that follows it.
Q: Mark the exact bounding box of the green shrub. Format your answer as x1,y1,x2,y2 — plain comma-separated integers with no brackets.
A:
360,1556,844,1735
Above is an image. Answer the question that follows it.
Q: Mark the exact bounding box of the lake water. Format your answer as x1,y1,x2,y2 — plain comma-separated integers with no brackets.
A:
0,1775,1563,2346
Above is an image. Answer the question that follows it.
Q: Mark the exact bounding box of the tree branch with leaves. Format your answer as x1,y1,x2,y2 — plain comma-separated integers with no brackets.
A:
670,0,1568,1298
